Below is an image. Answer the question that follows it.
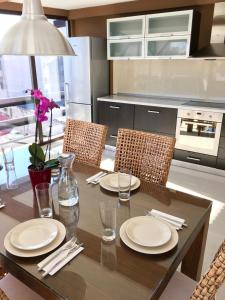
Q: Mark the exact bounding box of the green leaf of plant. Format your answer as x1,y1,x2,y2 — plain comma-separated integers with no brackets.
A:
29,143,45,163
45,159,59,169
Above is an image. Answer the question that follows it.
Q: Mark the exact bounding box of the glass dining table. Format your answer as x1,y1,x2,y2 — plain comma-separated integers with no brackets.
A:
0,162,212,300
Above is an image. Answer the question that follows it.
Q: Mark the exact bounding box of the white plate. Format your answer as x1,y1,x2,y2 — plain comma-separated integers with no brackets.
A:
108,173,137,189
125,216,171,247
4,219,66,257
100,174,140,192
10,219,58,250
120,218,178,254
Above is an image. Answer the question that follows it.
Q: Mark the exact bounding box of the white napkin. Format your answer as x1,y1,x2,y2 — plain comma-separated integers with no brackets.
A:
38,242,84,276
86,171,104,183
150,209,186,230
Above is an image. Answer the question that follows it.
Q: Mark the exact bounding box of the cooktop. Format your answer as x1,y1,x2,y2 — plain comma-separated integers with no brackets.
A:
183,100,225,109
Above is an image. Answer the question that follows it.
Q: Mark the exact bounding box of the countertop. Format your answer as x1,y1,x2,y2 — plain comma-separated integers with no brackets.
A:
97,94,225,113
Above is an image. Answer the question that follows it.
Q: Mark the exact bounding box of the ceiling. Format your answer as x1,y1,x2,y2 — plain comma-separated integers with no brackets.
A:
9,0,135,10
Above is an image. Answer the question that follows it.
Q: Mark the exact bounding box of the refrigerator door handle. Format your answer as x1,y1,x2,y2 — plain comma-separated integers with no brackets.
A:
64,82,70,103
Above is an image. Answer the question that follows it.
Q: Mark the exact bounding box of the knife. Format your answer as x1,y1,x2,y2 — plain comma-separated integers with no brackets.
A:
42,243,83,278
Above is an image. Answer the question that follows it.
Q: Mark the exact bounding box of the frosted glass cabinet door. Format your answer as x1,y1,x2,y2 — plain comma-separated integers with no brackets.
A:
107,16,145,39
108,39,144,59
146,36,191,58
146,10,193,37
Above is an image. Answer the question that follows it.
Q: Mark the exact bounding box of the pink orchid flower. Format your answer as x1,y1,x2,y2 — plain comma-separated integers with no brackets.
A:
31,89,43,99
49,100,60,110
31,89,60,123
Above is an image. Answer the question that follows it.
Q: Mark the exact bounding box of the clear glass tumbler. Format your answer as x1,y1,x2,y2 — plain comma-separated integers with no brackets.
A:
1,146,18,190
35,182,53,218
99,199,117,242
118,169,131,202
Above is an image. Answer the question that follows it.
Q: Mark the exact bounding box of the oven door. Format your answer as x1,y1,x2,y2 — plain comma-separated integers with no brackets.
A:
175,117,222,156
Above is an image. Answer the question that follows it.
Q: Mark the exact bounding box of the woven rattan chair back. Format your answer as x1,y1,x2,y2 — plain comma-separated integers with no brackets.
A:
114,128,175,186
63,119,107,167
190,239,225,300
0,289,9,300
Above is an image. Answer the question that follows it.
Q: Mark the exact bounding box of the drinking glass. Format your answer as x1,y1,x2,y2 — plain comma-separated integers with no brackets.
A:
99,199,117,242
35,183,53,218
118,169,131,202
1,146,18,190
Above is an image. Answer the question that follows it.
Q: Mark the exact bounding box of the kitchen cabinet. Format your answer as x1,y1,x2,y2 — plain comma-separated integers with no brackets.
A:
174,149,217,168
134,105,177,136
98,101,134,146
107,39,144,60
107,16,145,39
107,9,194,60
146,10,193,37
145,36,191,58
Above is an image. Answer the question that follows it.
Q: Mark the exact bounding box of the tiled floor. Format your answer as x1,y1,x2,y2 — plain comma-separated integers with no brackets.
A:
101,148,225,299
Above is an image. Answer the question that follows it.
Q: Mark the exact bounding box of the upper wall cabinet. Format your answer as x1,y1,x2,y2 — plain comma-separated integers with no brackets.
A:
146,10,193,37
107,16,145,39
108,39,144,60
107,10,194,60
145,36,191,58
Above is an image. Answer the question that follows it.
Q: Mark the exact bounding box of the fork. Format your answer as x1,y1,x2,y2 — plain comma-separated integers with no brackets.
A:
42,242,83,277
38,237,77,271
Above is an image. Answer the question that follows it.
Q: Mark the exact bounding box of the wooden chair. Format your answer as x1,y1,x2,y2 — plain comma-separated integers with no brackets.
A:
114,128,175,186
160,239,225,299
63,119,108,167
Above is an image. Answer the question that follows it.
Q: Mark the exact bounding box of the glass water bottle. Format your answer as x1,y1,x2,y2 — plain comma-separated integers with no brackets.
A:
58,153,79,207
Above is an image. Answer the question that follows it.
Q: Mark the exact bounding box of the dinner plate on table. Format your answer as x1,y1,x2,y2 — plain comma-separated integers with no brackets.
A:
108,173,137,189
120,217,178,254
100,173,140,192
10,218,58,250
4,219,66,258
125,216,172,248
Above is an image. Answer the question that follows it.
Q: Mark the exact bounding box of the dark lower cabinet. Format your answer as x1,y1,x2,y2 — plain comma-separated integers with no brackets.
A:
134,105,177,136
174,149,217,168
98,101,134,146
216,159,225,170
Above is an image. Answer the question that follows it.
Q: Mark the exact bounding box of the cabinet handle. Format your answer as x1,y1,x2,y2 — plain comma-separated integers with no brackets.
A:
109,105,120,109
147,110,160,114
110,135,117,139
186,156,201,162
160,33,172,37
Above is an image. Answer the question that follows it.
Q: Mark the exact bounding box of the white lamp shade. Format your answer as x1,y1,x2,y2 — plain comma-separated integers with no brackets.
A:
0,0,75,56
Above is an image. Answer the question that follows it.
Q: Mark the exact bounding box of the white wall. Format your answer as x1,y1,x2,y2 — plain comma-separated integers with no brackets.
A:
113,59,225,101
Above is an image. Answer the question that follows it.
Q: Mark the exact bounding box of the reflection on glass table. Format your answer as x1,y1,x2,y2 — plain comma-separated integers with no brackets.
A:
1,146,18,189
59,203,80,241
101,240,117,271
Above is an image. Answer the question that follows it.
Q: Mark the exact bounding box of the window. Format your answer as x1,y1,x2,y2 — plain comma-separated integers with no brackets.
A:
0,14,69,145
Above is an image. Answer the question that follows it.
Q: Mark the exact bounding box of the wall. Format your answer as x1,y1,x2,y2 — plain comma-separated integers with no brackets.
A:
113,59,225,101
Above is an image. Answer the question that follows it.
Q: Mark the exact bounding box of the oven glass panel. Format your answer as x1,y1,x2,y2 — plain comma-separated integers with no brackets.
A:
178,118,218,153
180,118,216,138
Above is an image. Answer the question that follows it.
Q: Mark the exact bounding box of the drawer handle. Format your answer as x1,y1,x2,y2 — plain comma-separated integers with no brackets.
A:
110,135,117,139
186,156,201,162
147,110,160,114
109,105,120,109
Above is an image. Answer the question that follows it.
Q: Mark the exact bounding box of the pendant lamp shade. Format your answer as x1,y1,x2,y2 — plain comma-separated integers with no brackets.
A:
0,0,75,56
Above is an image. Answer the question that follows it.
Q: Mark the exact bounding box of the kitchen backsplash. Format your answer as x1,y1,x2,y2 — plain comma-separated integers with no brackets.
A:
113,60,225,101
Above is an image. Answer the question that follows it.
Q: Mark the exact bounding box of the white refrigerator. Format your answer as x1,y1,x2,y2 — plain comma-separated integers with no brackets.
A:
64,37,109,123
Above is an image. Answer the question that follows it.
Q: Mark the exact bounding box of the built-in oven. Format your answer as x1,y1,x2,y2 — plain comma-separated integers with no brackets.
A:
175,109,223,156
